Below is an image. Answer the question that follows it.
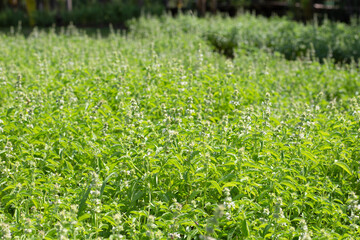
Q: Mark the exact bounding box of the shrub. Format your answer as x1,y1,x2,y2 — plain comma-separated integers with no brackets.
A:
0,8,28,27
204,15,360,63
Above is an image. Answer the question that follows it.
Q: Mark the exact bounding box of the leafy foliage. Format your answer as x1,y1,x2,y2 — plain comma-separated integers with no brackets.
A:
0,14,360,239
205,14,360,63
0,0,165,27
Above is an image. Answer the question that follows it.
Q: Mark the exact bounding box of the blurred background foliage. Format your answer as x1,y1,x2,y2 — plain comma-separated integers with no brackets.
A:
0,0,359,27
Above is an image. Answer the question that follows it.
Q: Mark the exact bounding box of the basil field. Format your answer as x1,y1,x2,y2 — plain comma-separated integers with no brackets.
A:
0,14,360,239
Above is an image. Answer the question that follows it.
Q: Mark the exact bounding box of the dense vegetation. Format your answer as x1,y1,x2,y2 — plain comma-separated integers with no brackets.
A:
205,15,360,62
1,0,359,27
0,0,164,27
0,14,360,239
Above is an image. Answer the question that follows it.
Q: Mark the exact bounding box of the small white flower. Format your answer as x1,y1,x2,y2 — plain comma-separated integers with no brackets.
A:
169,232,181,239
263,208,270,215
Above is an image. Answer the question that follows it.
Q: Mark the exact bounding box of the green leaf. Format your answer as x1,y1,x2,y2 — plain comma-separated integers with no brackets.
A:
161,212,174,220
131,190,144,203
262,224,271,238
209,180,222,194
1,185,15,192
31,198,39,209
241,220,249,237
222,182,238,189
281,181,297,191
78,182,93,218
6,107,15,116
334,161,352,176
167,159,184,172
204,144,214,153
301,150,317,163
78,213,91,221
100,172,118,199
102,215,117,226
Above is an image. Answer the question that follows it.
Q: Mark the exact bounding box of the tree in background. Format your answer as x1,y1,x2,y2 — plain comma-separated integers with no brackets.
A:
67,0,72,11
25,0,36,25
301,0,313,20
197,0,206,16
210,0,217,13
